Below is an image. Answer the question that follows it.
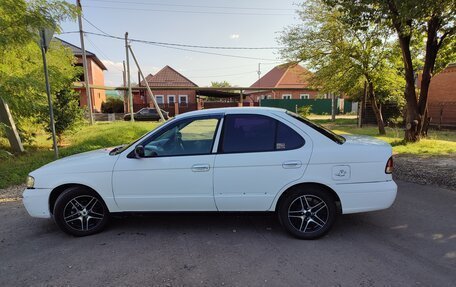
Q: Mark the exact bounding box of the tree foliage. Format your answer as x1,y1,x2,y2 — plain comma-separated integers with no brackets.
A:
0,0,79,147
210,81,232,88
326,0,456,141
279,0,404,134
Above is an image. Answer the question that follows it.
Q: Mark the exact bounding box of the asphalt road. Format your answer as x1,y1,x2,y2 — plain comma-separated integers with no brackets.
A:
1,180,455,287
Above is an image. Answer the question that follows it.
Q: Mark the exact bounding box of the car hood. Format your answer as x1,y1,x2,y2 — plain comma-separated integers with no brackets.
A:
30,147,120,178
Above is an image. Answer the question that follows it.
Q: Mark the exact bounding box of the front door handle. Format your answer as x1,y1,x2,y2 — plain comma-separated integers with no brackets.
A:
282,160,302,169
192,164,210,172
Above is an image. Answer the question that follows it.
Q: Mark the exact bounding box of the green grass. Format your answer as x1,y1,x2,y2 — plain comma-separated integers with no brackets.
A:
312,118,456,156
1,117,455,189
0,121,159,189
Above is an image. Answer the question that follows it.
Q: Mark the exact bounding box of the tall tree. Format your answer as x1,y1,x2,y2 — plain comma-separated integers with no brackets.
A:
279,0,403,134
328,0,456,142
0,0,77,149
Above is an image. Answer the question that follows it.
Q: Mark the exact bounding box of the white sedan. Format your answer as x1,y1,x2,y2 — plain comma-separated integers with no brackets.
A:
23,107,397,239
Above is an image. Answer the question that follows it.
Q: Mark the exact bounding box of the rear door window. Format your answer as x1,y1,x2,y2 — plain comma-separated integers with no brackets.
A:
220,114,304,153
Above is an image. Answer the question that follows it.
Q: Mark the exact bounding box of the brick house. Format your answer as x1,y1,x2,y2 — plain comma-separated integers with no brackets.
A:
56,38,107,112
133,66,198,115
426,63,456,127
247,64,318,102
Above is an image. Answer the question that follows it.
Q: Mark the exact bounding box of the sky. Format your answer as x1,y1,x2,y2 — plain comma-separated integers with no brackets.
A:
58,0,301,87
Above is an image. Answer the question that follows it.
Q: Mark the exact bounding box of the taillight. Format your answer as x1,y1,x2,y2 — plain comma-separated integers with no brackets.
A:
385,156,394,174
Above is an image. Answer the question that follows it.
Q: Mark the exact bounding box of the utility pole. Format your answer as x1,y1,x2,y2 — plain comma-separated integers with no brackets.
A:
128,45,166,122
257,63,261,87
77,0,94,125
122,60,127,113
331,92,336,121
125,32,134,122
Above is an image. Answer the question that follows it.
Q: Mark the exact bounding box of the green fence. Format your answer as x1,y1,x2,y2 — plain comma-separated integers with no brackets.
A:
260,99,353,115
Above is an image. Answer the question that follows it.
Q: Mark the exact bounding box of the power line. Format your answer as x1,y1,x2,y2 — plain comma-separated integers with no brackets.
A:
81,17,281,50
89,0,295,11
85,35,124,72
190,71,257,78
83,5,294,16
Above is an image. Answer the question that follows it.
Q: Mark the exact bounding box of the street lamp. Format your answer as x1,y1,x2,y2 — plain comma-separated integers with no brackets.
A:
39,27,59,159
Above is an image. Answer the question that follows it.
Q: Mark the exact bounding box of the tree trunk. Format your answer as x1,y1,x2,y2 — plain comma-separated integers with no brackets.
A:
368,82,386,135
386,1,420,141
418,16,441,137
396,33,421,142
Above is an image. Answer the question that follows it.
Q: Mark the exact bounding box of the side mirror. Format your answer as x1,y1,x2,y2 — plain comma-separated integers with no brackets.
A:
134,145,145,158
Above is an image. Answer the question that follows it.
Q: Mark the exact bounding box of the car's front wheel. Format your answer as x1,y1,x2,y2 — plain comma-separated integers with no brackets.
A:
278,186,336,239
53,187,110,236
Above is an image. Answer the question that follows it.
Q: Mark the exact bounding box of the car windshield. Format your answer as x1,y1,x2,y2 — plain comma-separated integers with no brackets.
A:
286,111,346,144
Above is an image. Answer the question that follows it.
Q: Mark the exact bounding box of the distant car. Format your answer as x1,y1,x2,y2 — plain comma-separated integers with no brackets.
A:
123,108,169,121
23,107,397,239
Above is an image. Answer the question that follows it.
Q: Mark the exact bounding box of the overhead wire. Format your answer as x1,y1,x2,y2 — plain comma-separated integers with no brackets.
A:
83,5,294,16
89,0,295,11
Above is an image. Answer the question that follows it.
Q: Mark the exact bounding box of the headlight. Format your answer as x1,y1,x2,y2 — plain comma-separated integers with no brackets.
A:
26,176,35,189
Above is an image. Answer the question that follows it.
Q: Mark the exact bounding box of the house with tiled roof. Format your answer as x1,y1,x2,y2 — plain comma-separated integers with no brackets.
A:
247,64,318,102
133,65,198,115
55,38,107,112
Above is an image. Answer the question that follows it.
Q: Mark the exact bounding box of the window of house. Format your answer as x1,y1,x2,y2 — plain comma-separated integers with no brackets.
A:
300,94,310,99
179,95,188,106
155,95,164,105
220,114,304,153
168,95,175,104
282,94,292,100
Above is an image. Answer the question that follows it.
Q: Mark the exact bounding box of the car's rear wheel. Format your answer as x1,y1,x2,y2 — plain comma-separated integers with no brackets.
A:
278,186,336,239
53,187,109,237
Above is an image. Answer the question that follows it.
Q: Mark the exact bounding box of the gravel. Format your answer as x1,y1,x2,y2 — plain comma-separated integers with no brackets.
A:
393,155,456,190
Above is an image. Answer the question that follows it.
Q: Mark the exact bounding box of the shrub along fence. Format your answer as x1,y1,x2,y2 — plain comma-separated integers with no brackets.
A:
259,99,353,114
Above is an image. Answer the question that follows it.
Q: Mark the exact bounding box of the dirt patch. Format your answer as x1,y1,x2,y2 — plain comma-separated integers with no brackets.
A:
394,155,456,190
0,184,24,202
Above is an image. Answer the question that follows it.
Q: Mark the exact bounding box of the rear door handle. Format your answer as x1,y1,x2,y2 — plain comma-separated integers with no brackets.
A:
282,160,302,169
192,164,210,172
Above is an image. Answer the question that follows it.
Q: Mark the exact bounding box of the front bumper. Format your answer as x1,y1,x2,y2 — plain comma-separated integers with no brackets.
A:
22,188,52,218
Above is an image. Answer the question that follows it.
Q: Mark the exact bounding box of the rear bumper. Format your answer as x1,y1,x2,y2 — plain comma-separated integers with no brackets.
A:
22,188,52,218
336,180,397,214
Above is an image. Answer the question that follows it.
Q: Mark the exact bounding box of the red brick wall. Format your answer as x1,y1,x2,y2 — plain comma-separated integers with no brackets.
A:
76,57,106,112
428,65,456,104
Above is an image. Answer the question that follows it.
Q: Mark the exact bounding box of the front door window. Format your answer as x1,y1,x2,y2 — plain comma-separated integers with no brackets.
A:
142,118,219,157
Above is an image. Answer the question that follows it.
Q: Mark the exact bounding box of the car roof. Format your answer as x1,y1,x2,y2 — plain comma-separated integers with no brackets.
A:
174,107,287,119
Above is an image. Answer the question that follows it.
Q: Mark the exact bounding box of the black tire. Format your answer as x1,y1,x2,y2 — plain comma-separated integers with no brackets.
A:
278,186,337,239
53,187,110,237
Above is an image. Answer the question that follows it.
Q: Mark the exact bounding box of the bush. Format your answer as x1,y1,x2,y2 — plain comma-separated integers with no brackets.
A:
39,87,84,144
297,105,312,117
101,97,124,113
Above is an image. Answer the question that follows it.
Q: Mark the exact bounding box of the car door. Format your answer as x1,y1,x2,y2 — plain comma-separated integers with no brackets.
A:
112,115,222,211
213,113,312,211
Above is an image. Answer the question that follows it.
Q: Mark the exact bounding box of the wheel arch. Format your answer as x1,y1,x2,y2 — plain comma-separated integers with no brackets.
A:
274,182,342,213
49,183,107,215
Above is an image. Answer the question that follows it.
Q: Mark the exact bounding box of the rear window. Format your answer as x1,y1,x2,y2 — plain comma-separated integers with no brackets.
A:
221,114,305,153
286,111,345,144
